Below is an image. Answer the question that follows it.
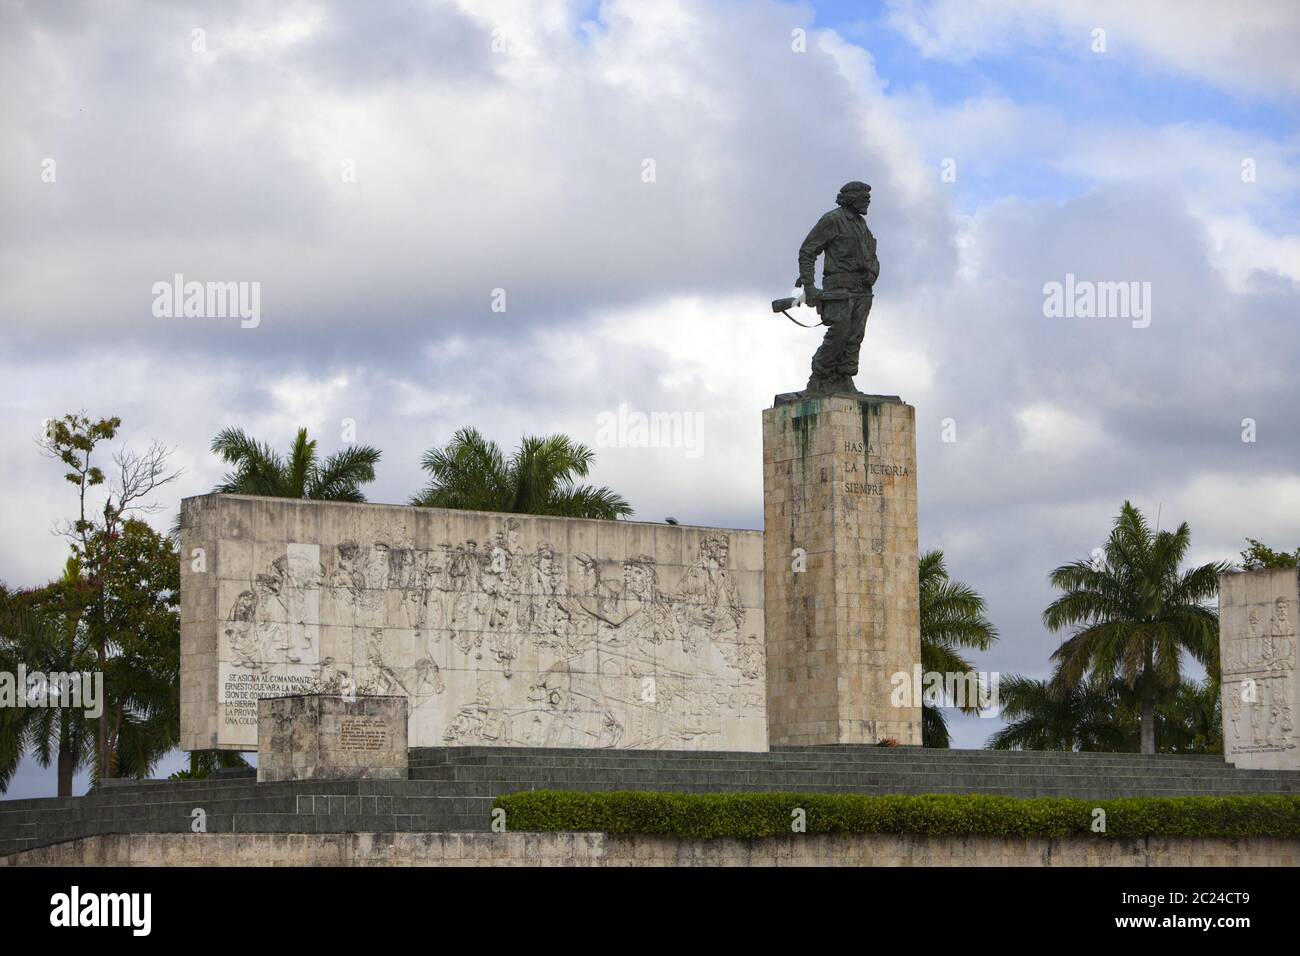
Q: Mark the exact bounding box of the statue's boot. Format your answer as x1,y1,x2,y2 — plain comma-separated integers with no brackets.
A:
802,374,857,396
832,374,859,394
799,375,833,397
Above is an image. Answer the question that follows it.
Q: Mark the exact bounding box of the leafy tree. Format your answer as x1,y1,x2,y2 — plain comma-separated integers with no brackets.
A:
413,427,632,519
40,413,179,778
1239,538,1300,570
1043,501,1227,754
210,427,381,501
918,550,998,747
87,518,181,780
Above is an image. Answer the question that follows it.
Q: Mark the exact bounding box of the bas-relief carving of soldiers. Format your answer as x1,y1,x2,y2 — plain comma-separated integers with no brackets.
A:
228,516,763,749
796,180,880,395
1264,598,1295,671
224,589,264,672
224,554,319,668
327,541,365,591
442,681,504,744
329,540,388,630
280,548,322,665
389,546,439,635
568,553,628,645
594,556,665,650
678,533,745,653
526,543,572,649
481,534,519,672
1273,597,1293,635
348,629,387,695
446,540,487,656
487,520,528,633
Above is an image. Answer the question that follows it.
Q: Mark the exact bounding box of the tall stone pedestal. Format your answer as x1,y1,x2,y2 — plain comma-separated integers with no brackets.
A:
1219,568,1300,770
762,393,922,746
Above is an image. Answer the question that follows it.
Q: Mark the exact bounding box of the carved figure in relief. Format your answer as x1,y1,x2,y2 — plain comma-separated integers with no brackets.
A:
224,589,265,671
442,681,502,744
446,540,487,656
526,543,572,650
678,533,744,653
1264,598,1295,672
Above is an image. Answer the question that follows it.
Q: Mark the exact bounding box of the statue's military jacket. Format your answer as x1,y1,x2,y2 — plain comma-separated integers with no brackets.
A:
798,205,880,297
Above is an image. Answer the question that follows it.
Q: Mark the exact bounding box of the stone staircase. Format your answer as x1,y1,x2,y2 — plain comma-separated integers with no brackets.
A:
3,746,1298,858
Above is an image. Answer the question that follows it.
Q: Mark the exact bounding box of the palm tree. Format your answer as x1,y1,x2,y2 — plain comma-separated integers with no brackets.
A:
919,550,998,747
988,673,1223,755
1043,501,1226,754
412,427,632,519
211,427,381,501
1157,679,1223,755
0,580,98,796
986,674,1134,751
0,585,33,794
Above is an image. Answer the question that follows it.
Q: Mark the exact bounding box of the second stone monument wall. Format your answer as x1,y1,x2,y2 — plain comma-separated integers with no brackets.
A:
1220,567,1300,770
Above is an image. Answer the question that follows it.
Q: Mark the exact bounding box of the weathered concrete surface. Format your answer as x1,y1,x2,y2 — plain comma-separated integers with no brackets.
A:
4,831,1296,867
762,395,922,746
181,495,766,752
258,695,408,782
1220,568,1300,770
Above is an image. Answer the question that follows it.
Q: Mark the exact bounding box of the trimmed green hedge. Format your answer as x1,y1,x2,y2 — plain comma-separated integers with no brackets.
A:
493,790,1300,840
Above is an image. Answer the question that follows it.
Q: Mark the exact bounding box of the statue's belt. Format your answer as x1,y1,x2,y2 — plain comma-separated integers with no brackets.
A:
778,275,873,327
821,272,875,296
817,290,873,300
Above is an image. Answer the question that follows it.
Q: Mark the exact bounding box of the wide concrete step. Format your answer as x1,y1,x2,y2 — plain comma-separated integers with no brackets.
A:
406,755,1300,782
414,773,1297,798
413,745,1235,765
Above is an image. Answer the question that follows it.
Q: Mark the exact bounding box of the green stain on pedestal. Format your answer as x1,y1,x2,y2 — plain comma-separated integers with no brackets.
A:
859,400,879,468
788,399,821,503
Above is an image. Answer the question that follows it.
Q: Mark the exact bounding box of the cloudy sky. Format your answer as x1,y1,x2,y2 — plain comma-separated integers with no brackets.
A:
3,0,1298,797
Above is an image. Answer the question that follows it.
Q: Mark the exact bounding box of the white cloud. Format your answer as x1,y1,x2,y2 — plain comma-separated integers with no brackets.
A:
886,0,1300,97
1015,402,1106,455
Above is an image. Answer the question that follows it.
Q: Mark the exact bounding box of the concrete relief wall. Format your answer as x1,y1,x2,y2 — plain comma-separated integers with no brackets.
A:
1220,568,1300,770
181,495,766,752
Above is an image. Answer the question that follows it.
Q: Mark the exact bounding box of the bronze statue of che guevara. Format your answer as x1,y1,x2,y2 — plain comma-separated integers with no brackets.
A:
795,181,879,395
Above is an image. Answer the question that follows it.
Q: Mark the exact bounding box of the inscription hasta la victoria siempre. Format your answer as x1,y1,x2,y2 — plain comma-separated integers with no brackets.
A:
840,439,909,496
